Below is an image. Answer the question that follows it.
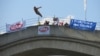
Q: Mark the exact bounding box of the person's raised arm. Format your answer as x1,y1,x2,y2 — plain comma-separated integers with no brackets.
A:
37,6,42,9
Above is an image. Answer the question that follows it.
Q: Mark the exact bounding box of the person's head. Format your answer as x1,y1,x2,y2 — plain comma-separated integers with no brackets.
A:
34,6,36,8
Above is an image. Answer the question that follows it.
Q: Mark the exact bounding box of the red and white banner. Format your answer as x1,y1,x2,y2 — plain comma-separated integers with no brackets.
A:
6,21,26,33
38,26,50,35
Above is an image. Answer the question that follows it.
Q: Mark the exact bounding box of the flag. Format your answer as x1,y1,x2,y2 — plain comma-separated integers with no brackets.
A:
6,20,26,33
84,0,87,11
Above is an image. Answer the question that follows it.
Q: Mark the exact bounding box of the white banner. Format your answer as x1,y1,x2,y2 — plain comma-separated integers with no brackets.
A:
6,21,26,33
38,26,50,35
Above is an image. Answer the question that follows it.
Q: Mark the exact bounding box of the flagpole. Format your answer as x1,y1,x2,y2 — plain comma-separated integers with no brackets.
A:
85,7,87,21
84,0,87,21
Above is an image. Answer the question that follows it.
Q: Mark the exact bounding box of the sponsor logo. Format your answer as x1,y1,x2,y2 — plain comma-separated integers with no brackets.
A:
10,22,23,31
39,26,49,32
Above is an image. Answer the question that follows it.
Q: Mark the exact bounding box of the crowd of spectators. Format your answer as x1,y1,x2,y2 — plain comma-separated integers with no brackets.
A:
43,17,69,27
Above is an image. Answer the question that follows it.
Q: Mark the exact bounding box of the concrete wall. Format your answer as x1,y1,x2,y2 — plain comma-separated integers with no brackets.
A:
0,25,100,56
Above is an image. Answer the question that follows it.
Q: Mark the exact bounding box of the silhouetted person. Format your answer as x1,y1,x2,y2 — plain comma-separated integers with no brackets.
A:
64,22,69,27
33,6,42,17
44,20,49,25
53,17,59,25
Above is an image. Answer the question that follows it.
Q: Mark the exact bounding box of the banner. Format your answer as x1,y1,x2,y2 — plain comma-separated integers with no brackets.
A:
38,26,50,35
70,19,96,31
6,21,26,33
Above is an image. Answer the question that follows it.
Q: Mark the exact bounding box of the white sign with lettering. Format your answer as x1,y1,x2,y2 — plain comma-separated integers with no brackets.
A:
38,26,50,35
